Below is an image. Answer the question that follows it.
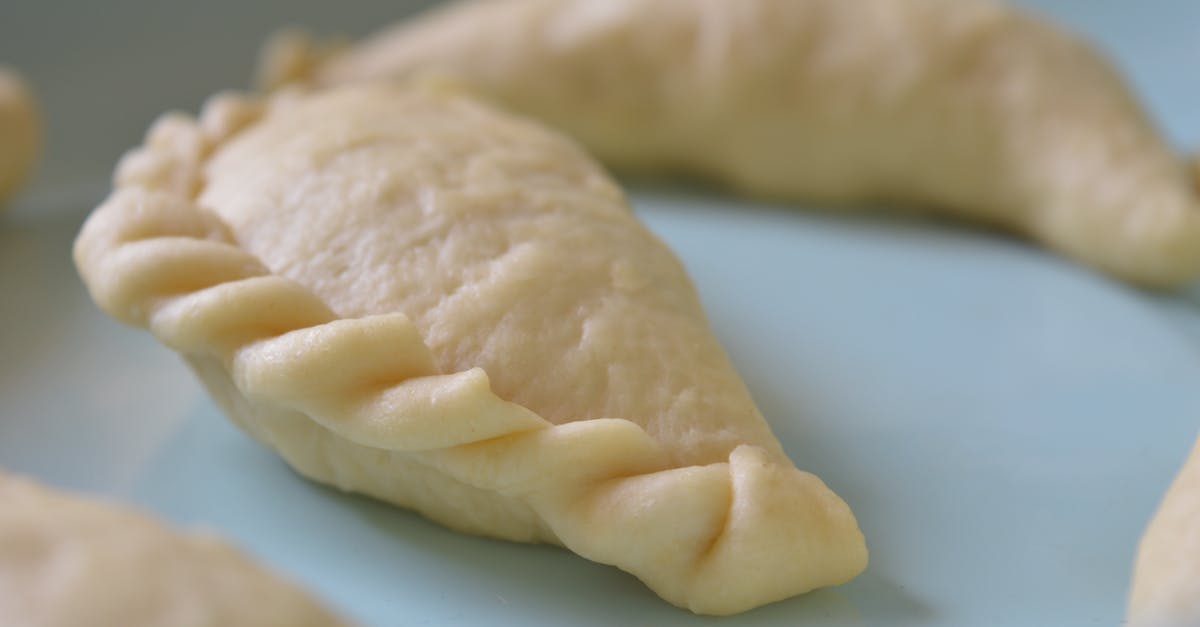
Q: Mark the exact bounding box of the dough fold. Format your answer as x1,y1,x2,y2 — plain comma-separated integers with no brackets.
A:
260,0,1200,286
0,473,349,627
74,83,866,615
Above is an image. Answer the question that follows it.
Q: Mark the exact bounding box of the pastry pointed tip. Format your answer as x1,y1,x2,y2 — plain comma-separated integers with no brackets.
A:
682,445,867,615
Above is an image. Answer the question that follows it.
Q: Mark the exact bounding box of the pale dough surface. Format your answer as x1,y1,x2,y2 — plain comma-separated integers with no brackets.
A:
200,86,780,469
1129,434,1200,627
0,473,350,627
73,83,867,615
0,68,39,205
262,0,1200,286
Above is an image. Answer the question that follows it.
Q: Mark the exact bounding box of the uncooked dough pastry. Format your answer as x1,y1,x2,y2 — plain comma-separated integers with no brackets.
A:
0,473,350,627
73,83,867,615
0,68,39,205
260,0,1200,287
1128,433,1200,627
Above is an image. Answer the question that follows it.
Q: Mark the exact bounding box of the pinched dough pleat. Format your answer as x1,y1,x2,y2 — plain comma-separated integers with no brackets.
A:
1128,433,1200,627
260,0,1200,286
0,68,39,205
73,83,867,615
0,473,350,627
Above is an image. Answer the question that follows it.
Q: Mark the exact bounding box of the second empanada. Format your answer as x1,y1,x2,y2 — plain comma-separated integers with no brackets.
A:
261,0,1200,287
73,83,866,615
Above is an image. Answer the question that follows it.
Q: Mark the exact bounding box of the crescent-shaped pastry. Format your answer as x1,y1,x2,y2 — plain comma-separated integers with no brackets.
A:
1128,433,1200,627
0,68,39,205
72,83,867,615
0,473,350,627
259,0,1200,287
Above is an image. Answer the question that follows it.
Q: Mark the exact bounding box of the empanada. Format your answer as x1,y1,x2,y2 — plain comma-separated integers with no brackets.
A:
73,83,867,615
1128,433,1200,627
0,68,38,205
0,473,350,627
260,0,1200,287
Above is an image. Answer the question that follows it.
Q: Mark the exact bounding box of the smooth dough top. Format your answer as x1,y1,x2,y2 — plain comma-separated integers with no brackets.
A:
200,85,784,469
0,473,350,627
0,68,39,205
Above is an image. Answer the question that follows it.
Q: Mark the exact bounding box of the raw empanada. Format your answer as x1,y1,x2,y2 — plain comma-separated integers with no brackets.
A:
1128,433,1200,627
0,473,350,627
260,0,1200,287
0,68,38,205
73,83,867,615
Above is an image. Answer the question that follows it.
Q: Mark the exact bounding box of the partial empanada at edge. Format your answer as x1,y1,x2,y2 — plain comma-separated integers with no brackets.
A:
0,68,39,206
260,0,1200,287
1128,433,1200,627
0,473,350,627
72,83,867,615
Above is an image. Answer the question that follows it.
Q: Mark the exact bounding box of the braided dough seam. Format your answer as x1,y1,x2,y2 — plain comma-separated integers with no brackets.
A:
73,90,866,615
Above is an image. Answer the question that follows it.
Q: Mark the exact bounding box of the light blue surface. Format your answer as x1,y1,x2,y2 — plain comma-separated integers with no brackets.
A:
1,1,1199,626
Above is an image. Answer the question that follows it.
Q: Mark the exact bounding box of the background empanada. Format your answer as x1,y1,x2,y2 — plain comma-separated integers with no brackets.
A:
0,68,38,206
260,0,1200,287
0,473,350,627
